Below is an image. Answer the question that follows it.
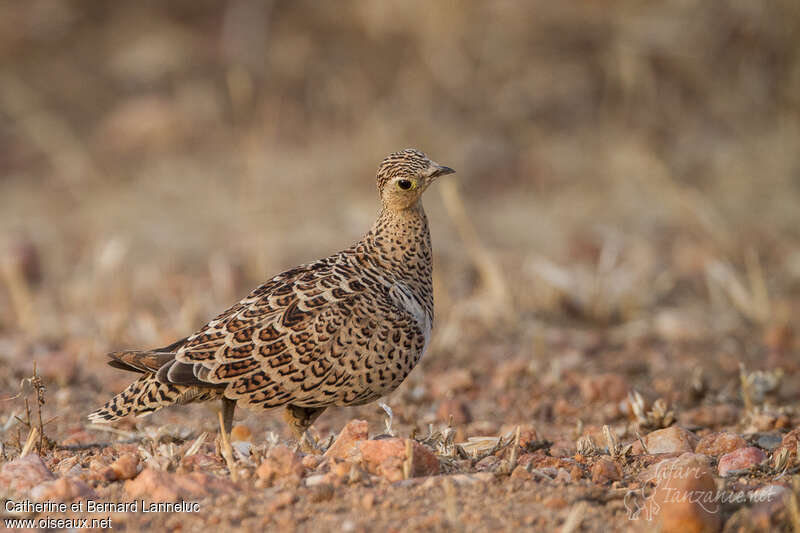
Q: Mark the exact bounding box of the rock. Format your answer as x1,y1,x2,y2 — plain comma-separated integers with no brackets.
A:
580,373,629,403
5,235,41,285
718,447,766,476
0,455,55,496
60,429,95,447
633,426,698,455
514,426,541,449
653,309,707,341
37,350,79,386
308,483,335,503
230,425,252,442
695,432,747,456
638,452,709,482
304,474,329,487
436,398,472,424
542,495,568,509
54,456,82,476
232,441,251,461
180,453,224,472
96,95,184,154
553,397,578,418
31,477,96,502
302,455,322,471
548,439,576,458
555,468,572,483
328,457,362,485
750,484,791,530
266,491,297,513
748,411,792,432
361,491,375,510
324,419,369,459
591,457,621,485
650,455,721,533
358,438,439,481
429,369,473,398
491,358,530,389
256,445,305,485
124,468,234,502
510,465,531,480
764,323,794,353
475,455,500,472
447,473,494,486
520,452,573,471
110,453,140,481
773,428,800,462
681,404,740,428
756,433,783,451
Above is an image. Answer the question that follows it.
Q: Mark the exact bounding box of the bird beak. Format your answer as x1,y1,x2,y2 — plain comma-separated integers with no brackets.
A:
429,164,456,179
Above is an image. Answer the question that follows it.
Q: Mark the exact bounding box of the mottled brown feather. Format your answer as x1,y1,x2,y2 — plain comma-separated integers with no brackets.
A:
89,149,452,433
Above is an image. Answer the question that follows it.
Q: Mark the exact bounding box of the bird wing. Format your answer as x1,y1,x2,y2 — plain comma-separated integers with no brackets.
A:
168,255,382,408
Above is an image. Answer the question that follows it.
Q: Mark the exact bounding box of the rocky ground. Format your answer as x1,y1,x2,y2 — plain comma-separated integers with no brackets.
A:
2,308,800,532
2,1,800,531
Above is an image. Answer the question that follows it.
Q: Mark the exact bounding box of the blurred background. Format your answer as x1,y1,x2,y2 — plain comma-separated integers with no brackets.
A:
1,1,800,440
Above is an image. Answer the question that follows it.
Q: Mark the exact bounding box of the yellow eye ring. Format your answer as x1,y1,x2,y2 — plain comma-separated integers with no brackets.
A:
397,179,416,191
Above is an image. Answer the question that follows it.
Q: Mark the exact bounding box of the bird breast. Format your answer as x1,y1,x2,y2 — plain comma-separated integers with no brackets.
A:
389,283,433,355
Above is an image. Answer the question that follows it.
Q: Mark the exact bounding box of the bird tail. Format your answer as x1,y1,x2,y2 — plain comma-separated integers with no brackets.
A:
88,374,181,422
88,373,219,423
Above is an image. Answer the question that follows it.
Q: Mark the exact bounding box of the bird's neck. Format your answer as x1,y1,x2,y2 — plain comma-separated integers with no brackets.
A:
363,202,434,312
372,202,429,243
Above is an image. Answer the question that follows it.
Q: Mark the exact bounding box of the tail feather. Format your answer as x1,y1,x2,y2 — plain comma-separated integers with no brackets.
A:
88,373,221,423
106,350,175,374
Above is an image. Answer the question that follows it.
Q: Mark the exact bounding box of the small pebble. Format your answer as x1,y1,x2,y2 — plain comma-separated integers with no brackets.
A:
695,432,747,456
718,447,766,476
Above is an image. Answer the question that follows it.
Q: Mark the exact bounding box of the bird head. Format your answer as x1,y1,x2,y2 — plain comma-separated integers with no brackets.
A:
376,148,455,211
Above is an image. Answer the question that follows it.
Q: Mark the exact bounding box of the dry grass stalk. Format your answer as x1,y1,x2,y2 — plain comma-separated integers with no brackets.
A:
740,363,783,414
1,259,36,333
217,411,238,482
185,432,208,457
403,439,414,480
439,180,512,324
740,363,755,415
705,253,771,325
635,432,649,455
576,435,599,456
603,425,624,458
745,248,771,322
509,426,521,471
525,243,663,324
621,143,733,251
774,447,792,473
628,391,675,430
9,363,51,455
85,424,137,439
561,501,588,533
787,486,800,533
20,426,39,458
442,476,458,524
0,72,99,184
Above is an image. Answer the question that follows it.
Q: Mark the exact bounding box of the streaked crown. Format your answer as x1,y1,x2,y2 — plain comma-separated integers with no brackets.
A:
376,149,434,191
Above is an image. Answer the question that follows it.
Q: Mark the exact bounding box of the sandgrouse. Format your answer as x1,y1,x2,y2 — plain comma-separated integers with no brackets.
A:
89,149,455,439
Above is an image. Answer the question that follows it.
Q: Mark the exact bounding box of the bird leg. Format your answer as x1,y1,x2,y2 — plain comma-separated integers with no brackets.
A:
283,405,326,452
221,397,236,436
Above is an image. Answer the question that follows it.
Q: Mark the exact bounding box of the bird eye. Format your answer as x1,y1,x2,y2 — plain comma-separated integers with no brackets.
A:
397,179,414,191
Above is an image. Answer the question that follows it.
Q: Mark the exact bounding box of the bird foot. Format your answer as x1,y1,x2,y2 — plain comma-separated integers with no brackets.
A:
296,430,320,455
379,401,395,436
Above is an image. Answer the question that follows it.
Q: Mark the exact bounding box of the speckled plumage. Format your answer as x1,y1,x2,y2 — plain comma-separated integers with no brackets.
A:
89,149,455,437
